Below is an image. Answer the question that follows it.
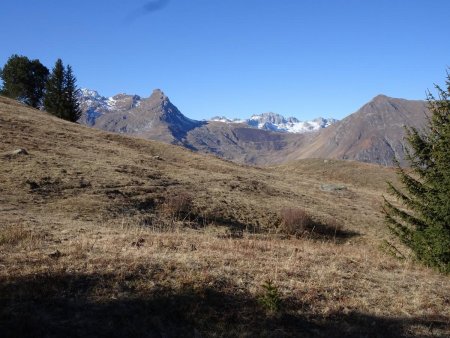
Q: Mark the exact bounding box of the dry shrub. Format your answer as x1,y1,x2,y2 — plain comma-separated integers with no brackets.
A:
160,191,194,220
280,209,345,240
279,208,314,235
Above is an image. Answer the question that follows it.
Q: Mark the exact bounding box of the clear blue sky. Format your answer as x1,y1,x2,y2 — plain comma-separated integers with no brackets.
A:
1,0,449,120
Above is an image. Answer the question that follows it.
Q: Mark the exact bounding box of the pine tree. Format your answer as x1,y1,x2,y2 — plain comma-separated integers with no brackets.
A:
383,72,450,273
44,59,81,122
28,60,50,108
44,59,65,118
0,54,49,108
62,65,81,122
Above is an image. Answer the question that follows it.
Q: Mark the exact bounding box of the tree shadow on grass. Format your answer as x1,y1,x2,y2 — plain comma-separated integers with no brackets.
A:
0,271,448,337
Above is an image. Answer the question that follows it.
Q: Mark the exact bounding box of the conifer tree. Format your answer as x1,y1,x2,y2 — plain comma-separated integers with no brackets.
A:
62,65,81,122
384,73,450,273
44,59,81,122
44,59,65,118
0,54,49,108
27,59,50,108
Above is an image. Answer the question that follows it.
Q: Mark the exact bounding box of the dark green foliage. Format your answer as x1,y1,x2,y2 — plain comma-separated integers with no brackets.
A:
0,54,49,108
44,59,81,122
258,279,281,314
384,73,450,273
44,59,65,118
62,65,81,122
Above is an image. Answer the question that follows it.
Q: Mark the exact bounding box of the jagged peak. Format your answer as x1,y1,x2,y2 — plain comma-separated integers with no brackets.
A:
149,88,167,101
79,88,104,99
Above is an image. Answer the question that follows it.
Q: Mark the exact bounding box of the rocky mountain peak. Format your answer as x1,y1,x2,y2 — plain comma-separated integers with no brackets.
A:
372,94,389,101
250,112,290,125
369,94,404,107
149,88,167,102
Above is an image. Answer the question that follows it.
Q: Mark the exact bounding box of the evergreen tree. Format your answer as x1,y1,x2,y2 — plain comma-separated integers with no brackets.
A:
28,60,50,108
44,59,65,118
62,65,81,122
0,54,49,108
44,59,81,122
384,72,450,273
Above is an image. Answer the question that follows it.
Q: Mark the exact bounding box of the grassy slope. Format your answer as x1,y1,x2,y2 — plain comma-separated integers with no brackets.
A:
1,97,449,337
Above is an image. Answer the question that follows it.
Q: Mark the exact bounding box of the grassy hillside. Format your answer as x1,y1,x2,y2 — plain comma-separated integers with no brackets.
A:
1,96,449,337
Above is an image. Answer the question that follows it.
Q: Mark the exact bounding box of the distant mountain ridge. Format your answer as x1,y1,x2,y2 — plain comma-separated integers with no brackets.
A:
79,88,337,134
286,94,429,166
78,89,142,126
77,88,429,166
78,88,203,144
210,112,338,133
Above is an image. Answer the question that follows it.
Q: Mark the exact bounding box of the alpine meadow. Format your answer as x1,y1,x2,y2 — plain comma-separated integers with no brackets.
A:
1,1,449,337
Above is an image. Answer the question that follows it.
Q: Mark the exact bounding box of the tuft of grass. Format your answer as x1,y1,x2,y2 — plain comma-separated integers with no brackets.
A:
0,224,32,246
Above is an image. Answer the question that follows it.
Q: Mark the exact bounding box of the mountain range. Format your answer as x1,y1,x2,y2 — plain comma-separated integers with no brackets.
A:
78,88,337,134
210,113,337,133
78,89,429,166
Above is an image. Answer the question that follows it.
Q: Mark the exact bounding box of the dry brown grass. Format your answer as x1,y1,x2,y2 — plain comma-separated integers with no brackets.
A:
1,96,449,337
1,220,449,337
0,224,44,248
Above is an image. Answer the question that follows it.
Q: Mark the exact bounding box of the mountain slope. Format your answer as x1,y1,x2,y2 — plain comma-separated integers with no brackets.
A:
0,94,396,237
1,96,449,337
80,89,204,144
289,95,429,165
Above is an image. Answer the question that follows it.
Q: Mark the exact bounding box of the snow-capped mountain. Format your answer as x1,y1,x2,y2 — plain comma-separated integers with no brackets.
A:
79,89,337,134
209,116,247,124
78,88,142,125
210,112,337,134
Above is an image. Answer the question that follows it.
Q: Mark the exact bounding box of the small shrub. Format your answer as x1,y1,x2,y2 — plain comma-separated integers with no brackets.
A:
279,208,314,235
160,191,194,221
258,279,282,314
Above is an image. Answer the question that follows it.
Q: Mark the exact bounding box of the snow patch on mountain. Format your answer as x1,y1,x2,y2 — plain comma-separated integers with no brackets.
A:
210,116,247,124
210,112,337,134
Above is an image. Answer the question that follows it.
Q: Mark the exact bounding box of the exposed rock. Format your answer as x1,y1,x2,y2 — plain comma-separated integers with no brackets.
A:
2,148,29,158
320,184,347,192
48,250,62,259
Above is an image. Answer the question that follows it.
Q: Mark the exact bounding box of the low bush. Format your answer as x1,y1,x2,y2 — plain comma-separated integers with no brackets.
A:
279,208,315,235
279,208,345,240
159,191,194,221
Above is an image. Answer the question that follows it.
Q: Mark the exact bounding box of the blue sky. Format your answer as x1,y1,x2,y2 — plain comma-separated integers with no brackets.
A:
1,0,449,120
